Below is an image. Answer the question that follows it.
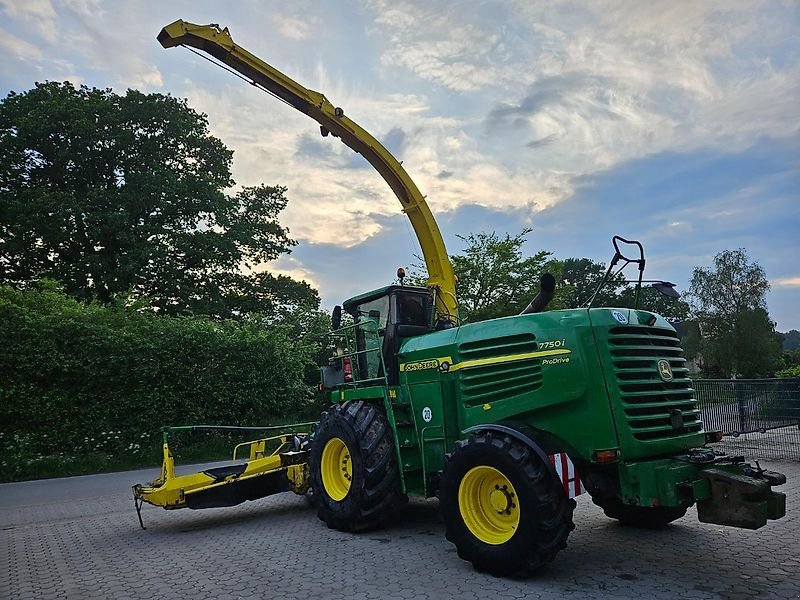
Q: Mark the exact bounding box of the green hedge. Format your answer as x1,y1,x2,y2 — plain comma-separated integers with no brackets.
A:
0,283,320,481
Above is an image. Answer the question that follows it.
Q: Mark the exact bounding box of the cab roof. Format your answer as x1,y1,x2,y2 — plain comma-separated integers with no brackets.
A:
342,285,430,311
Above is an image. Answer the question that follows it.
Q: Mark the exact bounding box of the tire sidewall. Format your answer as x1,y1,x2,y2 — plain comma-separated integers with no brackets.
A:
310,407,365,521
441,439,548,565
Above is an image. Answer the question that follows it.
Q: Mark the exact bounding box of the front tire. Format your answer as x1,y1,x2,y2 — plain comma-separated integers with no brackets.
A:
310,400,403,532
440,432,575,576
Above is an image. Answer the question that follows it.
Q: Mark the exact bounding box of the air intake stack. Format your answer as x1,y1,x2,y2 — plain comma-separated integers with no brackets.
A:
520,273,556,315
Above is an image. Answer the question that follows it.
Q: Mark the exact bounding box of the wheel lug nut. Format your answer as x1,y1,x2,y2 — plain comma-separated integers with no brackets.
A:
495,485,500,490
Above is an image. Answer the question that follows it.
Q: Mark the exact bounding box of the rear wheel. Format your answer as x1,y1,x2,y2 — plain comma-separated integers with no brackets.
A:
440,432,575,576
310,400,404,532
594,496,687,528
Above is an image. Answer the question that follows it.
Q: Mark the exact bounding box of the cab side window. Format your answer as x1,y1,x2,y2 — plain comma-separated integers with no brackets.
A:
397,294,427,327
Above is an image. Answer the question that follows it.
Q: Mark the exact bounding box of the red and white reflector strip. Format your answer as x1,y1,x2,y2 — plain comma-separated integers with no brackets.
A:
549,453,583,499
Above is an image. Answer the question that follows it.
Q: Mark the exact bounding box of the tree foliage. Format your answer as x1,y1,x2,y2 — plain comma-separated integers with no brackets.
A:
689,248,769,318
552,257,626,309
777,334,800,378
424,229,691,322
549,257,689,319
0,81,317,318
688,249,781,377
450,229,551,322
617,286,690,321
781,330,800,351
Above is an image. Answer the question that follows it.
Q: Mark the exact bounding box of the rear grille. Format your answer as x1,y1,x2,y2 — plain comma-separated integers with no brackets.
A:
458,333,542,406
609,326,702,441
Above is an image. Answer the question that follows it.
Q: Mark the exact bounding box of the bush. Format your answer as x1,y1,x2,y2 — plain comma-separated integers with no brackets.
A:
776,364,800,378
0,283,321,481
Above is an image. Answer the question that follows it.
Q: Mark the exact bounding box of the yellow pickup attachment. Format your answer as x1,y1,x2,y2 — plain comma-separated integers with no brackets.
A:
132,425,314,528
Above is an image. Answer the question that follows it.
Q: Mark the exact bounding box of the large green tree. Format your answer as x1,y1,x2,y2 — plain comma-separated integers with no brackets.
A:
782,330,800,351
551,257,626,309
450,230,551,322
688,249,781,377
617,286,690,321
421,232,689,322
0,81,317,318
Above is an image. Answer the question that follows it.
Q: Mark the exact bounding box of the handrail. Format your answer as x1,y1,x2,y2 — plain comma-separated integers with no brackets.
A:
328,318,387,386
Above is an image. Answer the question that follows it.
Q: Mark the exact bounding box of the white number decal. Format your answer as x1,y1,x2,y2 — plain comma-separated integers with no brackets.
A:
539,339,566,349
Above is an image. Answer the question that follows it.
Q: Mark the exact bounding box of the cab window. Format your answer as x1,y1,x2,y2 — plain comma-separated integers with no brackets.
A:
349,296,389,381
397,294,428,327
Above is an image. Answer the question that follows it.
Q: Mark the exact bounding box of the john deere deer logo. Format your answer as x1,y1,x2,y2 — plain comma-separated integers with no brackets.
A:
657,359,674,382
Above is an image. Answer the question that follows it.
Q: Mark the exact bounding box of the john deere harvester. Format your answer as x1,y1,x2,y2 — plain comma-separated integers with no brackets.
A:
136,20,786,576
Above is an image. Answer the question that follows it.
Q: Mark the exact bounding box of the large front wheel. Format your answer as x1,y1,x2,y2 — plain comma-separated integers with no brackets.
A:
310,400,404,532
440,432,575,576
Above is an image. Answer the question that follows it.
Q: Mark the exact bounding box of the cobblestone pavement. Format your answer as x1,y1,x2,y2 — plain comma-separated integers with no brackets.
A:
714,428,800,462
1,460,798,600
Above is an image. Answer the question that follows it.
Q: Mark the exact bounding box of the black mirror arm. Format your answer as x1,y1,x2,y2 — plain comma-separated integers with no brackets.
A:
587,258,619,308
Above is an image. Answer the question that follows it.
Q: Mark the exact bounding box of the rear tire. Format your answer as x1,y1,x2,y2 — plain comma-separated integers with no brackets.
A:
594,496,687,528
439,432,575,576
310,400,404,532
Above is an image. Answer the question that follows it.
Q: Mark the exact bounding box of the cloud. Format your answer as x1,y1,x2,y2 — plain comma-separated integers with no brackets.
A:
774,277,800,288
60,0,104,18
295,132,338,161
526,134,558,149
271,14,315,41
382,127,407,156
365,0,800,211
119,62,163,88
0,26,44,59
0,1,796,327
366,1,504,91
260,256,319,288
181,85,415,246
0,0,58,42
1,0,165,90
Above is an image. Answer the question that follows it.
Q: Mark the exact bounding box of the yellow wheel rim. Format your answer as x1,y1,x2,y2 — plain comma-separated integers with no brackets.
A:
321,437,352,501
458,465,520,545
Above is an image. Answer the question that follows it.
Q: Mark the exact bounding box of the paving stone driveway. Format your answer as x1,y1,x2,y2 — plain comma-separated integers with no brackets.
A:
1,460,798,600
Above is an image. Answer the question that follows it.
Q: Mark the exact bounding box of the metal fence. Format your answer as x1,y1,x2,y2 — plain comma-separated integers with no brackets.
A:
694,378,800,461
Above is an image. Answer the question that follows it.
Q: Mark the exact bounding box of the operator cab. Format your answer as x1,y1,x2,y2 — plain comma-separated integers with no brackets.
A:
321,285,434,389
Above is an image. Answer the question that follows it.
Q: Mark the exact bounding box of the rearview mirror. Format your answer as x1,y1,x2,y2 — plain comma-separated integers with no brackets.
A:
652,282,680,299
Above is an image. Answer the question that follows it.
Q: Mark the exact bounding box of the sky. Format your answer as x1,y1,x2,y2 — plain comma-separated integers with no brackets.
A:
2,0,799,330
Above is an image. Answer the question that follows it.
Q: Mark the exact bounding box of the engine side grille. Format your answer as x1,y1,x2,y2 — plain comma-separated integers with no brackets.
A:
609,326,702,441
458,333,537,360
459,360,543,406
458,333,542,405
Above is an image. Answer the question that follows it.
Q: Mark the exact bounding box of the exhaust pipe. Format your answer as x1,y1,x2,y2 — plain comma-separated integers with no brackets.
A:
520,273,556,315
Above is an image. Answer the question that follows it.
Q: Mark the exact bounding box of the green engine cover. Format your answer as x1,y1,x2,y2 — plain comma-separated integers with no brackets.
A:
330,306,706,498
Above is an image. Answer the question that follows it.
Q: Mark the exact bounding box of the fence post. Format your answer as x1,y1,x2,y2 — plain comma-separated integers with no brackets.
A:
733,379,747,435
